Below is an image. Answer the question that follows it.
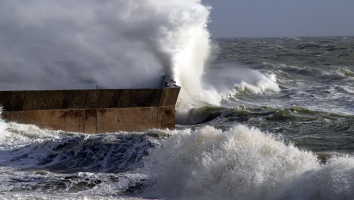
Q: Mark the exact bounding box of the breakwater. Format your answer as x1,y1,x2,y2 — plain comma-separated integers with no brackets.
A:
0,86,180,133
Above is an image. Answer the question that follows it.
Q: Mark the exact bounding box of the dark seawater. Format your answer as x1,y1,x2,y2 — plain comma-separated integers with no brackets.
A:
1,37,354,199
202,36,354,153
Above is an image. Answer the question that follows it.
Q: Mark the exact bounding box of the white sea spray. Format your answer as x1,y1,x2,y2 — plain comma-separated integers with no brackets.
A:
143,125,354,200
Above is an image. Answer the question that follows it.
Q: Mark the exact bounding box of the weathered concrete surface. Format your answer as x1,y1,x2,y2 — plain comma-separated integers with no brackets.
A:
0,87,180,133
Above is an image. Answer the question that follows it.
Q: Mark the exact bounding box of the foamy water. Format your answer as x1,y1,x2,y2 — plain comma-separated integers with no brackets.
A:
1,119,354,199
142,125,354,200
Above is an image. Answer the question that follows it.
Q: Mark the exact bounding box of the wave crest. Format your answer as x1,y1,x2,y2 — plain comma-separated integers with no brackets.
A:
143,125,354,200
234,73,280,94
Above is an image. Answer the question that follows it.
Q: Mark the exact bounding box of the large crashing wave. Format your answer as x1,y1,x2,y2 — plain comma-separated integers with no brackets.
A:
143,125,354,200
0,0,218,104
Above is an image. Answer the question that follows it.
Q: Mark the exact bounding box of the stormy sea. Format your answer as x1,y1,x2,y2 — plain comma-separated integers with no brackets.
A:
1,1,354,200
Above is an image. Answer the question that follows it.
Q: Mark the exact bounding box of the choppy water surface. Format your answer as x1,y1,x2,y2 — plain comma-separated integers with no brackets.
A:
1,37,354,199
203,37,354,153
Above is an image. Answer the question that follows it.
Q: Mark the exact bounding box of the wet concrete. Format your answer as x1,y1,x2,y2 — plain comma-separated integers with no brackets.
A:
0,87,180,133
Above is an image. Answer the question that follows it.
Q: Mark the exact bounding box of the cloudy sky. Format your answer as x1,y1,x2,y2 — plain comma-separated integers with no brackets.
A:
202,0,354,38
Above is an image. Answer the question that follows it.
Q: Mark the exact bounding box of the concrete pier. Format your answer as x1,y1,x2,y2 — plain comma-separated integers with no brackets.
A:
0,86,180,133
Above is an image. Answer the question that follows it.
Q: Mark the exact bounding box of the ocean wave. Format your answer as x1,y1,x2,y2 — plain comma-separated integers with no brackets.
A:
1,119,354,199
0,120,64,149
0,129,164,174
337,67,354,79
232,73,280,94
142,125,354,200
176,106,224,125
0,168,145,199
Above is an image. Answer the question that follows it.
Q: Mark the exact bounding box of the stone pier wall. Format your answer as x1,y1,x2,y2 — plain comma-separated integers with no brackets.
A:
0,87,180,133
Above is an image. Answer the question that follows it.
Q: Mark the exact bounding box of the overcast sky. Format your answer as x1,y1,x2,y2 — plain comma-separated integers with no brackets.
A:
202,0,354,38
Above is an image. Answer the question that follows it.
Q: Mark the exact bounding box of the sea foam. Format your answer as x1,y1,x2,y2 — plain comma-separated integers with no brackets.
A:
143,125,354,200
